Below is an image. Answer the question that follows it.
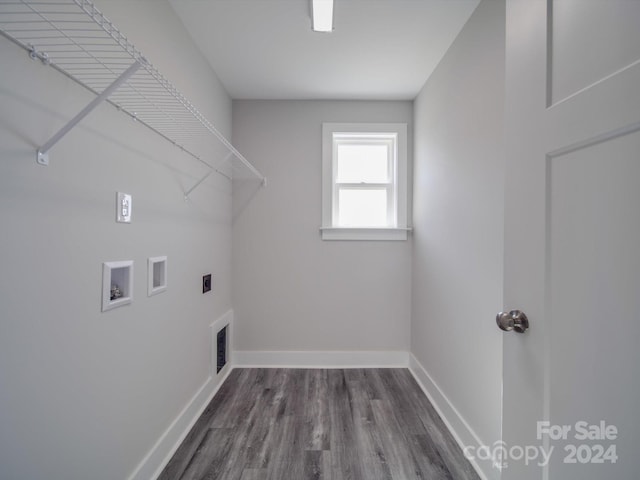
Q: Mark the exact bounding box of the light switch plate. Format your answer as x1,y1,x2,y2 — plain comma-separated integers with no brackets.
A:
116,192,132,223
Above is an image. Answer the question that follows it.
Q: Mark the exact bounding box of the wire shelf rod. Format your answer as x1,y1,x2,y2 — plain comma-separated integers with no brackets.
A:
0,0,265,186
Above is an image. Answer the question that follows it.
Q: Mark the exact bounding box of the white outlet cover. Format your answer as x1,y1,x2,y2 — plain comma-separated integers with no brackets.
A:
116,192,132,223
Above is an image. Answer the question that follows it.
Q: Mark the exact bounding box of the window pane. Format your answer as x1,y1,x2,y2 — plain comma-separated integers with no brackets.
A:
336,144,389,183
337,188,388,227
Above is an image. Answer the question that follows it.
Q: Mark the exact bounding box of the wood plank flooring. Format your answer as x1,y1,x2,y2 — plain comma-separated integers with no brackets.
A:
158,369,480,480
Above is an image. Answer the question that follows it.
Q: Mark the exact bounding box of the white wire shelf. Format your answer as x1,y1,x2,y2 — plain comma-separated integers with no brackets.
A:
0,0,266,196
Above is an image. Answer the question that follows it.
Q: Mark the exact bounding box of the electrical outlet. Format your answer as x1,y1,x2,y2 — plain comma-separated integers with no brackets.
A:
116,192,132,223
202,274,212,293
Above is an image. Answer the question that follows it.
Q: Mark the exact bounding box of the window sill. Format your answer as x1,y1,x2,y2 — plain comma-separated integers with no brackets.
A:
320,227,411,241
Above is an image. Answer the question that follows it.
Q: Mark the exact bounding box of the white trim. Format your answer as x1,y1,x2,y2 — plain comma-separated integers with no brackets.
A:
234,350,410,368
128,343,495,480
408,354,497,480
322,123,408,240
320,226,410,241
127,369,231,480
127,310,234,480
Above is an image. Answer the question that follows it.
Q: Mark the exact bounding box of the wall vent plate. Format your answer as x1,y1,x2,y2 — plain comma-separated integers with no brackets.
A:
202,274,212,293
216,325,227,373
116,192,132,223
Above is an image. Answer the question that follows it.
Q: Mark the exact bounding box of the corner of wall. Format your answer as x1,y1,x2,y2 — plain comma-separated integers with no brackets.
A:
409,355,500,480
234,350,410,369
409,1,506,479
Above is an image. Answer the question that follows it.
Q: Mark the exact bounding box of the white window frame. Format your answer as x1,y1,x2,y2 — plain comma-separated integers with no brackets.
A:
321,123,409,241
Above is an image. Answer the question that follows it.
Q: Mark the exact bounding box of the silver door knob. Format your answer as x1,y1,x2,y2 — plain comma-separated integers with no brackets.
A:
496,310,529,333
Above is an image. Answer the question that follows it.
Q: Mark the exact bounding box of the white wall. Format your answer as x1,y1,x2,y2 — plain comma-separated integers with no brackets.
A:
411,0,505,476
232,100,412,359
0,1,233,479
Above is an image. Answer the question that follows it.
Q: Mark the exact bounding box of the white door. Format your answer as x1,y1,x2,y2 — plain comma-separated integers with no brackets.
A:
501,1,640,479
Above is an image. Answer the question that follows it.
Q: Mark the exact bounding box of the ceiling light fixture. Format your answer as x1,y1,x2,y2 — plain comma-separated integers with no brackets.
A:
312,0,334,33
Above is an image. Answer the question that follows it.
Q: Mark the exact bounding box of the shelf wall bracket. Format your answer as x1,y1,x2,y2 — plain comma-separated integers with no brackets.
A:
183,169,213,201
36,60,142,166
184,151,234,200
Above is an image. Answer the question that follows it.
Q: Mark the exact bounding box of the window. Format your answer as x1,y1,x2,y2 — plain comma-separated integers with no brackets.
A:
322,123,408,240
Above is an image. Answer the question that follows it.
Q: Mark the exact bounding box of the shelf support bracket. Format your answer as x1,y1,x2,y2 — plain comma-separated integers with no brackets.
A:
37,60,142,165
184,169,214,200
184,151,234,200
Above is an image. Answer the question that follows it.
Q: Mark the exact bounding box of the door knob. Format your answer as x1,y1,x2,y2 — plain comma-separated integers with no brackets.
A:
496,310,529,333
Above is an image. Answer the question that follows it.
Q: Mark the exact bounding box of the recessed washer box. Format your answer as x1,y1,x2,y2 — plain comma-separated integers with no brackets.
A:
148,256,167,296
102,260,133,312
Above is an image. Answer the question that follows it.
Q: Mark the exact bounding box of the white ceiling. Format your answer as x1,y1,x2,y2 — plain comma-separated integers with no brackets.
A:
169,0,480,100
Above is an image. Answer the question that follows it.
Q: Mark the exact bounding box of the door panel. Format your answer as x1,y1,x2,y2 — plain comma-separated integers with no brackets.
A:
503,1,640,479
548,129,640,478
550,0,640,104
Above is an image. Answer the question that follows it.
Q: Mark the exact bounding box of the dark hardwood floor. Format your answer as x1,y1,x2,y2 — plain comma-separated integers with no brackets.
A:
158,368,480,480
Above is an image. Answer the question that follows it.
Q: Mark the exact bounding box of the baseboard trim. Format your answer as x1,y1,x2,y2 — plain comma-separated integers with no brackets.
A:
127,346,495,480
234,350,410,368
127,310,234,480
408,354,498,480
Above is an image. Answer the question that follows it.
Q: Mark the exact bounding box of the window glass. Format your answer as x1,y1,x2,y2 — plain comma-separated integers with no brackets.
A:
337,188,388,227
336,143,389,183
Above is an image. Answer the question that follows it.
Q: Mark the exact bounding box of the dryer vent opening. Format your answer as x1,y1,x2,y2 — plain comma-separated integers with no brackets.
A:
216,326,227,374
